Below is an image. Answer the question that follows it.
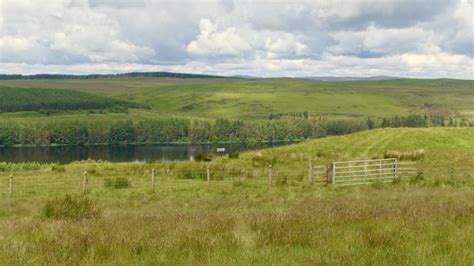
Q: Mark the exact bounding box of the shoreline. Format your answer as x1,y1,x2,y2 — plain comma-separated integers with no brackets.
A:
0,139,303,148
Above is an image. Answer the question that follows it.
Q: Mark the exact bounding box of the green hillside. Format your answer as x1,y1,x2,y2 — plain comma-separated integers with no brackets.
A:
258,127,474,159
0,78,472,121
129,78,474,120
246,127,474,180
0,87,136,112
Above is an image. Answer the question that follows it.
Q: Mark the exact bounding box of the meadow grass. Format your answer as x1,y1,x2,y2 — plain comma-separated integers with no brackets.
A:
0,183,472,265
0,108,183,124
0,128,473,264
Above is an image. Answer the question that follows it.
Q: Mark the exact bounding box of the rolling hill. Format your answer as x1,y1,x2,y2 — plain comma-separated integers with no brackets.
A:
250,127,474,178
0,77,472,122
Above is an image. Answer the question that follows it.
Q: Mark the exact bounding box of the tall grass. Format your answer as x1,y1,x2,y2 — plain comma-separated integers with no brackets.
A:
1,186,472,264
384,149,425,161
0,128,473,264
0,162,43,171
42,195,100,220
104,177,131,189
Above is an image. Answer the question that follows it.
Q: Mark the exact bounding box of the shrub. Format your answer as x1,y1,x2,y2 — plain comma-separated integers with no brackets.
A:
87,167,98,176
42,195,100,220
193,152,213,162
252,152,278,167
0,162,42,172
409,174,424,184
177,170,206,180
228,152,239,159
251,152,264,161
51,165,66,173
104,177,131,189
384,149,425,161
275,176,288,186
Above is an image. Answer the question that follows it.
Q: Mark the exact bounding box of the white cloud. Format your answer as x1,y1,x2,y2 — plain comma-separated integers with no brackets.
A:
328,24,440,56
399,52,470,70
0,36,33,53
445,0,474,55
264,34,307,58
50,29,155,63
0,0,472,78
186,19,308,59
187,19,252,56
0,0,155,64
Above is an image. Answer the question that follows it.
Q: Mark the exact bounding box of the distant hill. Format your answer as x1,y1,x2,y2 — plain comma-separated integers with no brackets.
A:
2,72,470,82
231,75,260,79
0,78,472,121
0,72,228,80
305,76,402,82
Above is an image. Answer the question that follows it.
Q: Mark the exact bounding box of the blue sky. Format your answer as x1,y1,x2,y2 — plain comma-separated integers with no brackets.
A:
0,0,472,78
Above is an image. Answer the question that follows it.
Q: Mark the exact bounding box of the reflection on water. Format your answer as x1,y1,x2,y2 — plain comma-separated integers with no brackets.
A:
0,143,289,164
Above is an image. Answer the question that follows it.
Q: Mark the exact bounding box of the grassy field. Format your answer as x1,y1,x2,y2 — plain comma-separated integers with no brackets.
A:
0,108,173,124
1,128,473,264
1,78,472,122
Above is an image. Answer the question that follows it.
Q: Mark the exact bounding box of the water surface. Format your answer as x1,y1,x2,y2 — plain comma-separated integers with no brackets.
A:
0,143,288,164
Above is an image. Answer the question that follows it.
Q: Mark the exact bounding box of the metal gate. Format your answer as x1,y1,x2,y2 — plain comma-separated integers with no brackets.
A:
331,158,398,186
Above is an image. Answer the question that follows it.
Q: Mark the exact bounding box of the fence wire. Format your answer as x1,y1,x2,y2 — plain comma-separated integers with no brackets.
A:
1,160,472,197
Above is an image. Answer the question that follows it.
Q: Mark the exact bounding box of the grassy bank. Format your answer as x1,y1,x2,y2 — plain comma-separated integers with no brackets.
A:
0,128,473,264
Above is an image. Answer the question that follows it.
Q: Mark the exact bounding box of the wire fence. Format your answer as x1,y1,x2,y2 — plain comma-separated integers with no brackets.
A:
1,159,472,198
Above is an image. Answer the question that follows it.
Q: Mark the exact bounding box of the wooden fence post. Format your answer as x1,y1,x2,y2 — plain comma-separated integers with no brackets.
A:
326,164,331,184
207,164,210,184
349,161,352,177
379,160,382,178
83,171,88,194
332,163,336,185
151,168,156,193
308,159,314,184
8,174,13,197
417,160,424,177
394,159,399,180
268,165,273,185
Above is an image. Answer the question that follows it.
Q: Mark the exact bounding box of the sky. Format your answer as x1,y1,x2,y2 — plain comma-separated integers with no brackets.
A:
0,0,473,78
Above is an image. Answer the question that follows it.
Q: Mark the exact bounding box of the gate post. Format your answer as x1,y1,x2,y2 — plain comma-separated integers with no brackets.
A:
308,159,314,184
151,168,156,193
394,159,399,180
417,160,424,177
268,165,273,185
326,164,332,184
379,160,382,178
8,174,13,197
83,171,88,194
332,163,336,185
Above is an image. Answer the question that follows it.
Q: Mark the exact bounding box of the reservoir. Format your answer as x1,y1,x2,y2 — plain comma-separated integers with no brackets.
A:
0,143,290,164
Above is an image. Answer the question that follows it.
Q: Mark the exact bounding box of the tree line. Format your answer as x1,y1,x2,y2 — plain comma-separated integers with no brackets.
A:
0,87,137,112
0,118,367,146
0,114,471,146
378,114,472,128
0,72,226,80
